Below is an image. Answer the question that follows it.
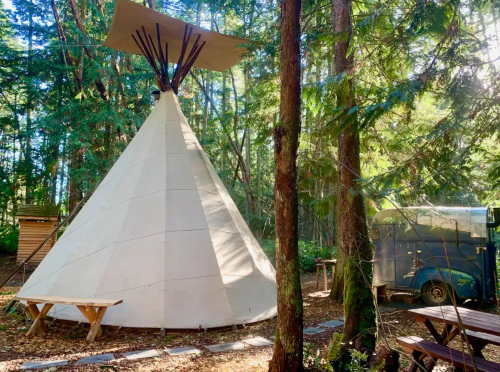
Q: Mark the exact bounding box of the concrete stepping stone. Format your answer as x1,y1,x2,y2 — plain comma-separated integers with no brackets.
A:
165,347,201,356
205,341,245,352
303,327,326,335
318,320,344,328
122,349,161,360
242,336,274,347
307,291,330,298
76,353,115,365
21,360,68,370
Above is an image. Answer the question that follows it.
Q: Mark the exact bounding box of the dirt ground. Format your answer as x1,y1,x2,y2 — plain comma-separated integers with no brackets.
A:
1,255,499,371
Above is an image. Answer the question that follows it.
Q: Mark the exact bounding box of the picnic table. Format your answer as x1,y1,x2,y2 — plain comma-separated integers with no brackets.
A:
399,305,500,372
15,295,122,342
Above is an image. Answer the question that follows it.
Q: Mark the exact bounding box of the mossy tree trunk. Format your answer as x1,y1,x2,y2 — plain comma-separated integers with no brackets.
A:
268,0,303,369
330,0,377,365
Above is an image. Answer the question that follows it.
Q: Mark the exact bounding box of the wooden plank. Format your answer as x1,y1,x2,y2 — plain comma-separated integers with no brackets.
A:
77,306,91,322
26,303,53,337
15,295,123,307
76,306,103,338
87,307,107,342
465,330,500,347
323,261,327,291
85,307,103,338
315,266,320,289
26,304,47,332
397,336,500,372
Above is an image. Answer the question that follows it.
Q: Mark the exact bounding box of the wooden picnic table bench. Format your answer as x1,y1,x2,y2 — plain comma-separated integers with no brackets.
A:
398,335,500,372
400,306,500,372
15,295,122,342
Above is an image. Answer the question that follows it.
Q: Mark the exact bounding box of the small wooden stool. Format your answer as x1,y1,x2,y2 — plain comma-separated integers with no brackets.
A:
315,259,337,291
372,284,387,304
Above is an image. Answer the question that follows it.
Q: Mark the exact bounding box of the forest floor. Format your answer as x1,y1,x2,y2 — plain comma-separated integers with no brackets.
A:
0,255,499,371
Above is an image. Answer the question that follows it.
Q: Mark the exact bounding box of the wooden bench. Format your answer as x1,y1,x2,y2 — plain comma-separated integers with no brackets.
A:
463,330,500,358
397,335,500,372
15,295,122,342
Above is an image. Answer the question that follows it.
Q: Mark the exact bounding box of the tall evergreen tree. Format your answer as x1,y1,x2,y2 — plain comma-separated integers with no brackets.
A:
268,0,303,369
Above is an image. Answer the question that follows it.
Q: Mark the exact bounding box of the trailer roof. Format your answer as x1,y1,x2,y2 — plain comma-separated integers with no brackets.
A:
371,207,490,238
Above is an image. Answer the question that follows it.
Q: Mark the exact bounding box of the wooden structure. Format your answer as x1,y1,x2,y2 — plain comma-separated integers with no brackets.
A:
15,295,123,342
372,284,387,304
16,205,60,264
399,305,500,372
315,259,336,291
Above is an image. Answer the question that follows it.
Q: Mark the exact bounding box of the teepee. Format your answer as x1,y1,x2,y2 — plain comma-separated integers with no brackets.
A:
17,0,277,329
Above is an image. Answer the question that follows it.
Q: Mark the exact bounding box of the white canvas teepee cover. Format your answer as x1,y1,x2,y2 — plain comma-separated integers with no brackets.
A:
18,91,277,329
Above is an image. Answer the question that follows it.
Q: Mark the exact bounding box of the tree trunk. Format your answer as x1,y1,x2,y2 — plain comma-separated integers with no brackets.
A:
25,0,34,204
68,149,83,213
329,0,377,364
67,0,109,101
268,0,303,369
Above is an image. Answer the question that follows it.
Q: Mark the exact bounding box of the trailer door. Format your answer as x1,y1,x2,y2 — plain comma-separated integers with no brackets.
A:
373,224,396,288
395,242,417,288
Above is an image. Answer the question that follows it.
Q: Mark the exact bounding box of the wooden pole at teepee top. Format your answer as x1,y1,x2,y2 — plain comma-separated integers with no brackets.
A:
131,23,206,94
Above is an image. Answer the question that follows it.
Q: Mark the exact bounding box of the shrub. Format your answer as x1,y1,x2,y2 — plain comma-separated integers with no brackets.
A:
0,225,18,255
259,239,335,273
298,241,334,272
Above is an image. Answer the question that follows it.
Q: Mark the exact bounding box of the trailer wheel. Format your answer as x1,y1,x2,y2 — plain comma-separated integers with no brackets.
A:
422,281,452,306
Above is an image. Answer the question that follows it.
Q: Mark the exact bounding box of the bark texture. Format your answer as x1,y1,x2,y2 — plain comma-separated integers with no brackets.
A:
268,0,303,370
329,0,377,365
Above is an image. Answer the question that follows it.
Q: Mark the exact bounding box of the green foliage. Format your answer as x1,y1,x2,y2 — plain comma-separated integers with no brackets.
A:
0,225,18,254
303,342,323,369
327,332,343,362
298,241,335,273
164,334,176,343
260,239,334,272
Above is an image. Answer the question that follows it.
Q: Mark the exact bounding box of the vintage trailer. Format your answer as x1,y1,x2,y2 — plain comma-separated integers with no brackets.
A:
372,207,499,305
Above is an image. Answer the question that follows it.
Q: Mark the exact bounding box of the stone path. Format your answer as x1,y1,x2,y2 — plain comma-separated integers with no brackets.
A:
243,336,274,347
76,353,115,365
304,327,326,335
318,320,344,328
21,360,68,370
18,311,403,370
205,341,245,352
165,347,201,356
18,312,379,370
122,349,161,360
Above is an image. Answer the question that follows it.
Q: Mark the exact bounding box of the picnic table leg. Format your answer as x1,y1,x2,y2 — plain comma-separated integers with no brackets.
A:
87,307,107,342
469,340,487,358
26,303,47,333
423,323,454,372
316,266,320,289
26,303,53,337
408,350,429,372
323,262,327,291
408,322,455,372
77,306,104,340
